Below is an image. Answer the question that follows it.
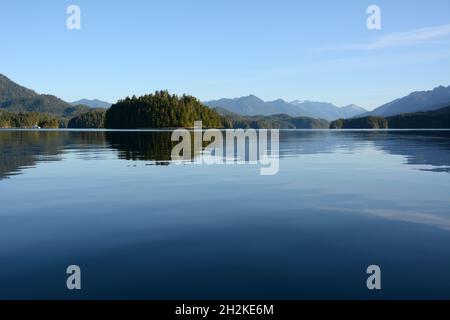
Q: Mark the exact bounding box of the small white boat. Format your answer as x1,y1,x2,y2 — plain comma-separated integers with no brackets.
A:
32,125,41,129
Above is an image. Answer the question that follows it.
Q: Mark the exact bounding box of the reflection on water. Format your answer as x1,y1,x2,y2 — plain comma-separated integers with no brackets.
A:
1,129,450,299
106,131,174,164
0,130,108,179
1,130,450,179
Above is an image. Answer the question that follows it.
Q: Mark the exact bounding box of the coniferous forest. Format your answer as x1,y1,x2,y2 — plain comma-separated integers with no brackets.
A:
67,110,106,128
105,91,224,129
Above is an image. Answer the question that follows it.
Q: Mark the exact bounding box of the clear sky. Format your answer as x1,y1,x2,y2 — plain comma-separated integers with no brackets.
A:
1,0,450,110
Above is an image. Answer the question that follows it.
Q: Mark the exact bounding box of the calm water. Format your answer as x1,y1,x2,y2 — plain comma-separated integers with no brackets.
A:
0,129,450,299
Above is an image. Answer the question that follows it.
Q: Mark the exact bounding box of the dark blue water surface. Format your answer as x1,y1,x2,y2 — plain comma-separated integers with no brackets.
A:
0,129,449,299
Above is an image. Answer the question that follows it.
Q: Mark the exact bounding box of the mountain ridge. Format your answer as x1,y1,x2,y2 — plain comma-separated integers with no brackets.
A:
364,85,450,117
205,95,367,121
0,74,88,118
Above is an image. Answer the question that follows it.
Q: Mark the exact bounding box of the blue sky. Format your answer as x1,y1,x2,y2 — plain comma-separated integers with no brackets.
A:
1,0,450,110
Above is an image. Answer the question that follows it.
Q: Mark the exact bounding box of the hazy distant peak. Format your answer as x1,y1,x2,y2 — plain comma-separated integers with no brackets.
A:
269,98,289,103
244,94,265,101
291,99,320,104
71,99,112,108
341,104,366,110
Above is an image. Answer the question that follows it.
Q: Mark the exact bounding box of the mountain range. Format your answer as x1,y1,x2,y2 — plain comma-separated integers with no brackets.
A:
2,73,450,123
206,85,450,121
291,101,366,120
205,96,367,121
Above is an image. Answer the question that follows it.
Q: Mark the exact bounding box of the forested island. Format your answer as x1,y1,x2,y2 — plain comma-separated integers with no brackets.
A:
105,91,223,128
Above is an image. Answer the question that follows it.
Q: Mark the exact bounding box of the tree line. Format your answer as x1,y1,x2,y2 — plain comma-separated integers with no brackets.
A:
5,91,448,130
330,106,450,129
0,110,59,128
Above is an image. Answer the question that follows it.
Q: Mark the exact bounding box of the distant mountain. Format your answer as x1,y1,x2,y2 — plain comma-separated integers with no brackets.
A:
0,74,88,117
290,101,366,120
366,85,450,117
205,95,276,116
205,95,366,120
340,104,368,118
330,105,450,129
71,99,112,109
265,99,306,116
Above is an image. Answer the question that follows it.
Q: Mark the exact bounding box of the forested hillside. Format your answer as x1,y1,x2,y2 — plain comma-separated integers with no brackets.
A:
330,106,450,129
0,74,89,118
